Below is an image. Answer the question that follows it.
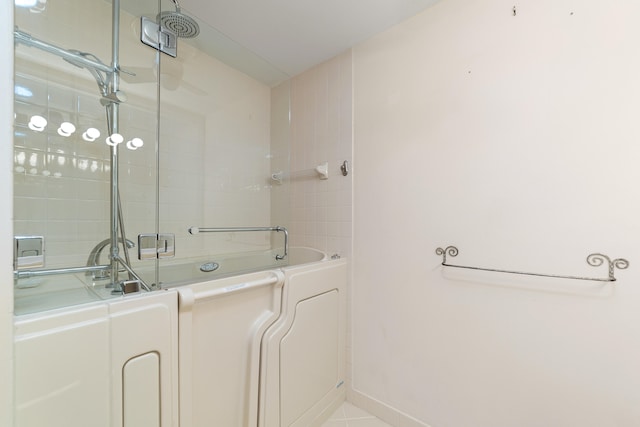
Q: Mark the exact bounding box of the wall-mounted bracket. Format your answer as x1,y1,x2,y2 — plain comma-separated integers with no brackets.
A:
315,162,329,180
140,17,177,58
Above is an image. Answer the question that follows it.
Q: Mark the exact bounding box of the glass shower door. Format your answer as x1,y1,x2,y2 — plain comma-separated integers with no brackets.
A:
154,0,292,286
13,0,161,314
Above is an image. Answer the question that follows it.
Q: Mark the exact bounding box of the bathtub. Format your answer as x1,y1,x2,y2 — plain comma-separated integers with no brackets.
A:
140,246,327,287
13,247,326,316
14,247,347,427
174,250,347,427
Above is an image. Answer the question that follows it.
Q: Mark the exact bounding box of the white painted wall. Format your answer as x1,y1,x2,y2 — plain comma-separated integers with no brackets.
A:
352,0,640,426
0,2,14,426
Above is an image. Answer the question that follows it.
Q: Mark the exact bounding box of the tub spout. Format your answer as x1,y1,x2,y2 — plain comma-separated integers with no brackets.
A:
86,238,135,279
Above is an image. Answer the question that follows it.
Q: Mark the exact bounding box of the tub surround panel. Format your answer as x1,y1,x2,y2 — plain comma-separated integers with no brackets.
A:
353,0,640,426
14,305,111,427
13,292,179,427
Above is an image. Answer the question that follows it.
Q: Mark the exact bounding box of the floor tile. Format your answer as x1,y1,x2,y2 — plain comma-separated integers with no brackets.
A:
348,418,394,426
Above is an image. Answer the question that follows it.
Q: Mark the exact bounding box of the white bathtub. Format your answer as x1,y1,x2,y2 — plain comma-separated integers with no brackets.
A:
142,246,327,287
174,251,347,427
14,247,347,427
14,247,327,316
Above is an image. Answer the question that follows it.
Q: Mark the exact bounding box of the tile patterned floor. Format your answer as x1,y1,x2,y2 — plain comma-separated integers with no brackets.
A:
321,402,392,427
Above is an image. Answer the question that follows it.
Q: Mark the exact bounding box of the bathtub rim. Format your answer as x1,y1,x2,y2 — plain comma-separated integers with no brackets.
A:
13,246,330,315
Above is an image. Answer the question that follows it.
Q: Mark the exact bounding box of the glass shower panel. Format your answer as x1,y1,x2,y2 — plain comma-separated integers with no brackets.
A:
13,0,161,314
153,1,292,285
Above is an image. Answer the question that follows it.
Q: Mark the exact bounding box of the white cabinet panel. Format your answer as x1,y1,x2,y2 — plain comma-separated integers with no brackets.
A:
14,305,111,427
280,290,339,426
14,291,178,427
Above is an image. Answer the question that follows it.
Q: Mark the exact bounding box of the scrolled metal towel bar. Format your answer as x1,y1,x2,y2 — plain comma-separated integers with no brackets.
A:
435,246,629,282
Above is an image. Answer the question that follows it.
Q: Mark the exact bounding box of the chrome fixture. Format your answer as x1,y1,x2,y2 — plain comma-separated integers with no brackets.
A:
188,226,289,260
141,0,200,57
86,238,135,280
200,262,219,273
119,280,142,294
140,16,178,57
271,171,284,184
341,160,349,177
435,246,629,282
13,0,142,293
100,90,127,106
13,28,130,101
15,265,110,280
14,235,44,270
137,233,176,260
14,29,113,78
157,0,200,39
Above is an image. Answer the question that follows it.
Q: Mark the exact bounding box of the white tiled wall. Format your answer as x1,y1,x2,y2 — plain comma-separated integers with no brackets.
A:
285,50,354,394
288,51,353,259
13,0,275,271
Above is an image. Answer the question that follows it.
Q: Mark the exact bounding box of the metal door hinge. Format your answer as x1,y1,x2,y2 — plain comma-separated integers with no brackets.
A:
138,233,175,260
140,17,177,57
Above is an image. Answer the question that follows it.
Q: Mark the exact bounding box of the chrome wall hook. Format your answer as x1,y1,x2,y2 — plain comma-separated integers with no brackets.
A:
341,160,349,176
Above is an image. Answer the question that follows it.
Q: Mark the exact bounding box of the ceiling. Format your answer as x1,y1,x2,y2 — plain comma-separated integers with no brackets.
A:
179,0,443,85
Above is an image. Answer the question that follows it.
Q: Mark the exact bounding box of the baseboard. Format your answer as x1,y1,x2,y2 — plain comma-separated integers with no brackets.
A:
310,388,346,426
346,388,432,427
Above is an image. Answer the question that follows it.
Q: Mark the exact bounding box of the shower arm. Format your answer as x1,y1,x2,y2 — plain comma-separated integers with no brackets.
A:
188,226,289,260
14,28,114,76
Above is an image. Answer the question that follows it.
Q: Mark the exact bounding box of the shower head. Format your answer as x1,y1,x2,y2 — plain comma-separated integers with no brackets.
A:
157,0,200,39
62,49,109,95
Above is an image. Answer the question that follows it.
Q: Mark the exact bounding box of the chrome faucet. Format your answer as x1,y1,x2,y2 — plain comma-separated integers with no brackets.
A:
86,238,135,279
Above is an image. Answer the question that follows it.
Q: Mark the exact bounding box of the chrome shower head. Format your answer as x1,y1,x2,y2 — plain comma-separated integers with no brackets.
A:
157,0,200,38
